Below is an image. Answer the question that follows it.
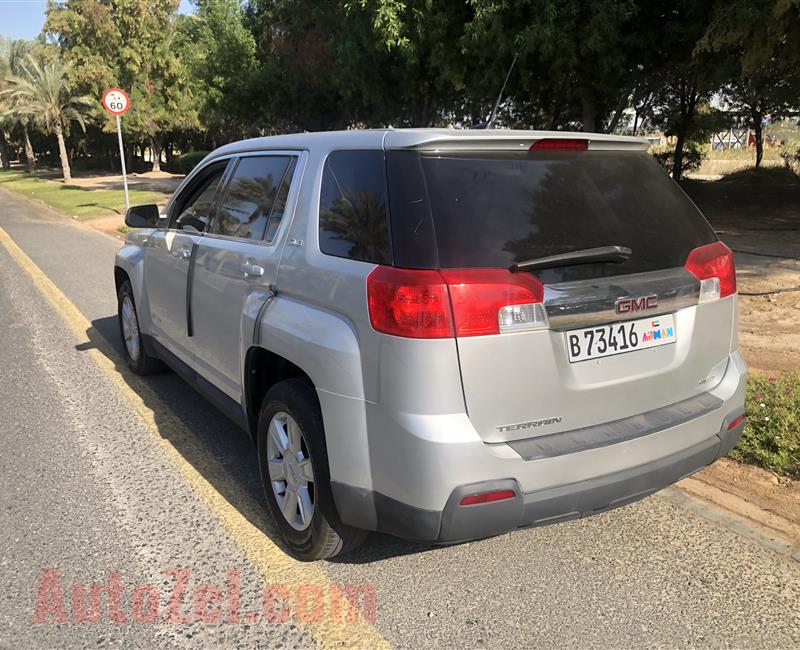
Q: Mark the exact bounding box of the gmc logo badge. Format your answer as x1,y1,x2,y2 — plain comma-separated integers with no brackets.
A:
615,294,658,314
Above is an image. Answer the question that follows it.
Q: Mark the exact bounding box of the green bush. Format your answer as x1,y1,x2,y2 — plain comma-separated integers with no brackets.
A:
780,145,800,175
650,143,705,176
730,373,800,478
171,151,210,174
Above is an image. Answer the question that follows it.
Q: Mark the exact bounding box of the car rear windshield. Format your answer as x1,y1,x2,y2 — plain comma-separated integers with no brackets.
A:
386,150,716,283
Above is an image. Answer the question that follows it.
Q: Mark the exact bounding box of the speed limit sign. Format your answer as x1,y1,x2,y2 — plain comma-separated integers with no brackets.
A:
101,88,130,115
102,87,131,210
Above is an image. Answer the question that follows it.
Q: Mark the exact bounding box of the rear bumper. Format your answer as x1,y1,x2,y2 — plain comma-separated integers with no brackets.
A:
332,413,744,542
330,351,748,542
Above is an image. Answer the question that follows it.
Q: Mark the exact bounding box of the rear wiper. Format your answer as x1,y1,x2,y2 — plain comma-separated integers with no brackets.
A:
510,245,632,272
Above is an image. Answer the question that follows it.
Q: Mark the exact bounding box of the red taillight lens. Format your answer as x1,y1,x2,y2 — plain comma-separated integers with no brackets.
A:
727,414,745,431
367,266,453,338
440,269,544,337
529,138,588,151
367,267,546,339
684,242,737,298
459,490,516,506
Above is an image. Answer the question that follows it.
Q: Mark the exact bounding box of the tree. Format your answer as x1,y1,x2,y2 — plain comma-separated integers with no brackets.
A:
175,0,258,143
634,0,722,180
702,1,800,168
721,65,796,167
45,0,199,172
5,58,94,182
702,0,800,74
465,0,638,131
0,39,41,170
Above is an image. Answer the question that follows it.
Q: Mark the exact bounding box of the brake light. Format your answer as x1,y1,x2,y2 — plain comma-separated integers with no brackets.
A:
366,267,547,338
367,267,453,338
440,269,545,337
459,490,516,506
529,138,588,151
684,242,736,302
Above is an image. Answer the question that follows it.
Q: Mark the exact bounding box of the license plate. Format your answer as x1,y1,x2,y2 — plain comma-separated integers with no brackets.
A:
565,315,676,363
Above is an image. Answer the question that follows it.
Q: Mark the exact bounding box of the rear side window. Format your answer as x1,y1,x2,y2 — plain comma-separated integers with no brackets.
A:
387,150,716,282
212,156,291,241
318,150,392,264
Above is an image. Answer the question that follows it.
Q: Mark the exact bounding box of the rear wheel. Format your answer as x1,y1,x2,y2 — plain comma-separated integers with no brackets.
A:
257,378,365,561
117,279,163,375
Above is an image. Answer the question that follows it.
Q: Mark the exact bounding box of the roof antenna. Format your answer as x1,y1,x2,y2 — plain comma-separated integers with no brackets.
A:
486,53,518,129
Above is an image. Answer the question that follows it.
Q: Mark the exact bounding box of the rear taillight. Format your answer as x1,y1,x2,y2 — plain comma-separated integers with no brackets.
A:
366,267,453,338
529,138,588,151
459,490,516,506
440,269,545,337
367,267,547,339
684,242,736,302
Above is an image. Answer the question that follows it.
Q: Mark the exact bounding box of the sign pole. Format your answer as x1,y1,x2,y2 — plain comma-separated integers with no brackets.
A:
115,114,130,211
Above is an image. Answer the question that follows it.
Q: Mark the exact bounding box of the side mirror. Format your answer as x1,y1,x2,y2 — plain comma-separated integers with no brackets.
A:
125,204,160,228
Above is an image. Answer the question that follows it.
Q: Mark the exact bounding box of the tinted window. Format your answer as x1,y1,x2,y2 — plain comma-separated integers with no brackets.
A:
170,164,226,232
387,150,716,282
318,150,391,264
265,158,297,243
213,156,291,241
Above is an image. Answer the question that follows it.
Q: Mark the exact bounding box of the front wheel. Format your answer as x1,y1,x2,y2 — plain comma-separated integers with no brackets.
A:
257,378,365,561
117,279,163,375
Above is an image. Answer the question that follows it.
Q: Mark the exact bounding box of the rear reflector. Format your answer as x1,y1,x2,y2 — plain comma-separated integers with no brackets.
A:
684,242,736,301
367,266,546,338
459,490,516,506
727,414,745,431
529,138,588,151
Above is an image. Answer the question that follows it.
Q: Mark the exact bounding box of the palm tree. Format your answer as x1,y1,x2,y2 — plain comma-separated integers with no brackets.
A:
0,38,39,172
4,58,93,183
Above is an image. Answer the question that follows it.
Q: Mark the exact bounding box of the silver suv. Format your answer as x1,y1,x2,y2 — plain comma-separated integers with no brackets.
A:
115,129,747,560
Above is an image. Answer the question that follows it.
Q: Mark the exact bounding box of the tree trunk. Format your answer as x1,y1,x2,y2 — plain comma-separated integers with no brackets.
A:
606,91,631,134
672,130,686,180
580,86,597,133
23,126,36,172
0,130,11,170
751,105,764,168
150,135,162,173
54,122,72,183
671,83,699,181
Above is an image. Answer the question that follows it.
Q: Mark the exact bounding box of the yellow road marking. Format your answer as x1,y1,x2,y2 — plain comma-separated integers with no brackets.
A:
0,226,390,650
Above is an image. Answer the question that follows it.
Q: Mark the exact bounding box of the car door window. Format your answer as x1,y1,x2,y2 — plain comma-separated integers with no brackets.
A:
211,156,292,241
264,158,297,243
170,163,227,233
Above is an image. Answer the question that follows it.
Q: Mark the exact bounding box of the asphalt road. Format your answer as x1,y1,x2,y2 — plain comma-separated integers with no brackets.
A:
1,189,798,649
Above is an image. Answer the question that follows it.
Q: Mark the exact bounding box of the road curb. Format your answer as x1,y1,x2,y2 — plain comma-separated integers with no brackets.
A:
659,486,798,563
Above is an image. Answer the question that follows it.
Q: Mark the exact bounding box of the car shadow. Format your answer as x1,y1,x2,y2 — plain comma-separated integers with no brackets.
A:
82,315,434,564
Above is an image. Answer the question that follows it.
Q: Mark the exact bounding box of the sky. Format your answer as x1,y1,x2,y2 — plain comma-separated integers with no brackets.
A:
0,0,195,41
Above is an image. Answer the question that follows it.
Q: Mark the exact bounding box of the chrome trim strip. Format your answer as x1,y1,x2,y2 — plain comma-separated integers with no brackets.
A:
508,391,724,461
543,267,700,331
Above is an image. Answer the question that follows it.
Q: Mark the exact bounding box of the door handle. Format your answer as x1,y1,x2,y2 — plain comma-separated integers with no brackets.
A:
241,260,265,278
178,248,192,260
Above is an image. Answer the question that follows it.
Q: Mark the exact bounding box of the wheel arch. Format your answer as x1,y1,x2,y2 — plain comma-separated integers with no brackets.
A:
114,241,151,335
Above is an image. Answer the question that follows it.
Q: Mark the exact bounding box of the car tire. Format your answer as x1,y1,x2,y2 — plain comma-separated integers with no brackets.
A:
257,378,366,561
117,279,164,375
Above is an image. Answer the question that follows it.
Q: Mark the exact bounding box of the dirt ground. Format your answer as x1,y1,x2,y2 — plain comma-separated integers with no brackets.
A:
684,169,800,373
43,168,185,194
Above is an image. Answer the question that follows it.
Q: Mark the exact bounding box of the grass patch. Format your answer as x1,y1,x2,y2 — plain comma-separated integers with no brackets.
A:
0,169,166,221
731,373,800,478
